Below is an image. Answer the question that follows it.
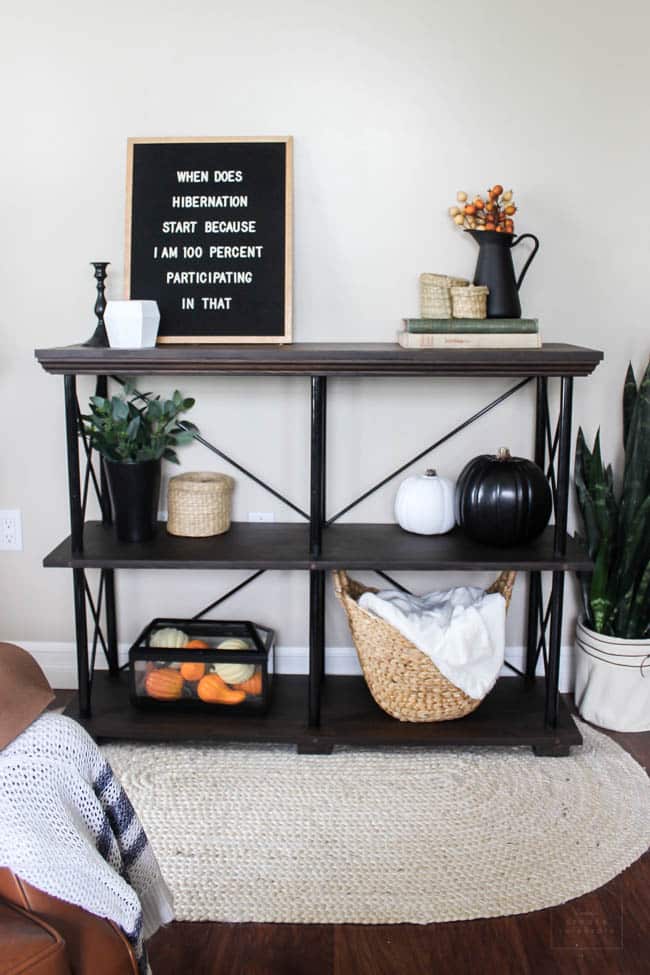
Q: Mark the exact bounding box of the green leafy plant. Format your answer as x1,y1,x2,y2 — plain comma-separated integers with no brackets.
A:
82,383,198,464
574,357,650,638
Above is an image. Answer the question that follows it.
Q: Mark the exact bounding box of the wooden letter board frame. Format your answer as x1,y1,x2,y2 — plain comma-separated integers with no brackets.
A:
125,136,293,344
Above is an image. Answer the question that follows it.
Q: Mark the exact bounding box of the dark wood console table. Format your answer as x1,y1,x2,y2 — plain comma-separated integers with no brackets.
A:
35,342,603,755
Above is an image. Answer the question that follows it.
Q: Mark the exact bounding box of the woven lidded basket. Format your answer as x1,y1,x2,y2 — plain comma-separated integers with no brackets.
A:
167,472,234,537
451,284,489,319
420,273,468,319
333,569,516,722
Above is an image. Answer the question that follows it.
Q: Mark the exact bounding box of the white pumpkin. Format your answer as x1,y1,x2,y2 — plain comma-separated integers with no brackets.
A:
149,627,189,648
210,662,255,684
394,469,455,535
148,626,189,669
211,638,255,684
216,638,251,651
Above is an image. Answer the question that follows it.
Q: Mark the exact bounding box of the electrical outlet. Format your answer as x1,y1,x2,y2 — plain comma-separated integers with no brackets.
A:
0,509,22,551
248,512,275,523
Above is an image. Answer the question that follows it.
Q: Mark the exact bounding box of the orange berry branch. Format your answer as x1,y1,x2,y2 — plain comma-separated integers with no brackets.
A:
448,185,517,234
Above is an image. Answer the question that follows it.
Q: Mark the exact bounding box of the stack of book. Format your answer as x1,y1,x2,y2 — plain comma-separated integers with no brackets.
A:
398,318,541,349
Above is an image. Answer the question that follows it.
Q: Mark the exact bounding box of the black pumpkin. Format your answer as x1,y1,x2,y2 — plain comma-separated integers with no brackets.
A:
455,447,552,547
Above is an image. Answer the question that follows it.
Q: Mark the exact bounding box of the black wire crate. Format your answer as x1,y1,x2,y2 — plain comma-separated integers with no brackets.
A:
129,617,275,713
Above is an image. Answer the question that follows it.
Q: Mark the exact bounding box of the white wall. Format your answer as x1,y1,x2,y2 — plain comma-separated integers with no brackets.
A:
1,0,648,684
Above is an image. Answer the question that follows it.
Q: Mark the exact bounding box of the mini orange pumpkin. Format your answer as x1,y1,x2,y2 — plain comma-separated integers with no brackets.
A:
234,671,263,696
185,639,210,650
145,667,184,700
180,661,206,681
197,673,246,705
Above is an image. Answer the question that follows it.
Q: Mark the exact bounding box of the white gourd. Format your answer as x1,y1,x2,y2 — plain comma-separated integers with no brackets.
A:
394,469,456,535
149,627,189,649
148,627,189,670
210,663,255,684
211,638,255,684
217,638,251,650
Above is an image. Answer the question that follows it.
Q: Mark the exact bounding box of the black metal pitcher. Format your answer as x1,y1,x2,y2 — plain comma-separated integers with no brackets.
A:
466,230,539,318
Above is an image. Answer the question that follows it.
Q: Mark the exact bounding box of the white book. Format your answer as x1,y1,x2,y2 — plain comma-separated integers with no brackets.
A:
397,330,542,349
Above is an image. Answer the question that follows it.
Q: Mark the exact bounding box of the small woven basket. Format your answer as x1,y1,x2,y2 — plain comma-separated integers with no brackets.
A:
451,284,489,319
420,273,469,289
420,274,469,318
167,472,234,537
333,569,516,722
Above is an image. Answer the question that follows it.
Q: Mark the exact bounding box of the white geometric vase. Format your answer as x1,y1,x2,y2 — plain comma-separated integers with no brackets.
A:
104,300,160,348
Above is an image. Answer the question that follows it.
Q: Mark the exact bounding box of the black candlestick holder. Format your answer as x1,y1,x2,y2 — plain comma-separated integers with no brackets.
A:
83,261,110,347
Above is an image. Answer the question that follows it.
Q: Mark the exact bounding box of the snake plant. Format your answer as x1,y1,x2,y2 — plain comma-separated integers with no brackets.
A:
574,356,650,638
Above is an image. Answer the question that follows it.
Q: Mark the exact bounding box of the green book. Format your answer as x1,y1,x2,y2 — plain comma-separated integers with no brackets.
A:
403,318,539,334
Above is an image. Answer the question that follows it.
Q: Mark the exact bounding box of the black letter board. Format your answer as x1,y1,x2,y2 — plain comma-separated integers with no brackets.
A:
125,137,292,344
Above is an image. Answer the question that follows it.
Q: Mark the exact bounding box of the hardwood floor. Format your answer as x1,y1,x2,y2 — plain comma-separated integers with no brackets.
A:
53,691,649,974
147,858,650,975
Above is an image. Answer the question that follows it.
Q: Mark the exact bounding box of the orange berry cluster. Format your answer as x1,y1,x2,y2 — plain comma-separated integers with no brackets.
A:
449,184,517,233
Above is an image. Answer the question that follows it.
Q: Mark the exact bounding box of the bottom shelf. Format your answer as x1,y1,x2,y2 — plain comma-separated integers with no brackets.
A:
65,673,582,755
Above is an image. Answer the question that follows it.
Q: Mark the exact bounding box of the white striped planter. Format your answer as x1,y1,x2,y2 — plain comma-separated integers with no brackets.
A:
575,618,650,732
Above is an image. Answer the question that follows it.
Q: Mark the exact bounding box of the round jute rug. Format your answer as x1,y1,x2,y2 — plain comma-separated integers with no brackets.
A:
103,721,650,924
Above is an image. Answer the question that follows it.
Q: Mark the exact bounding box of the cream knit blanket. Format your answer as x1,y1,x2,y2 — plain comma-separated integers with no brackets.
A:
0,712,174,973
359,584,506,699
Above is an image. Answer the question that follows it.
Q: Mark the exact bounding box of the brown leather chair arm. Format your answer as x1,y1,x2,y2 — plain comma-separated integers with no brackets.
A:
0,869,138,975
0,898,71,975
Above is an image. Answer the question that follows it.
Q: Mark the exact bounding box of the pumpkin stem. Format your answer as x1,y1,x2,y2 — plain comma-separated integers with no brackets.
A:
425,469,437,477
496,447,512,461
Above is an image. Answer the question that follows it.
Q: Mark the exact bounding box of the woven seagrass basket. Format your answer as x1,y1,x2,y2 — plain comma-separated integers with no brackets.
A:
420,273,469,318
333,569,516,722
451,284,489,319
167,472,234,537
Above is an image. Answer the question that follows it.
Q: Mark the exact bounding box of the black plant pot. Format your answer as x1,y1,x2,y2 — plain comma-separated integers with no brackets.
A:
104,458,161,543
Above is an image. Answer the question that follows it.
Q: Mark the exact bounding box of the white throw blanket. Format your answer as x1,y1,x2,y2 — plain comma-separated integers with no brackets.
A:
0,712,174,974
358,585,506,700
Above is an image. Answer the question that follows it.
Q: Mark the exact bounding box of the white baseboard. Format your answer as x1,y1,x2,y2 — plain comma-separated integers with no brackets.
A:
20,641,576,692
278,645,575,689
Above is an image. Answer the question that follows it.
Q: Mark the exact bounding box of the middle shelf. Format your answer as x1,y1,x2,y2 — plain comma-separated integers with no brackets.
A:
44,521,592,571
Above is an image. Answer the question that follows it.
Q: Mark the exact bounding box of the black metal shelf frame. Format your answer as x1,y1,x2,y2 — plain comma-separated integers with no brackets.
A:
61,368,576,735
